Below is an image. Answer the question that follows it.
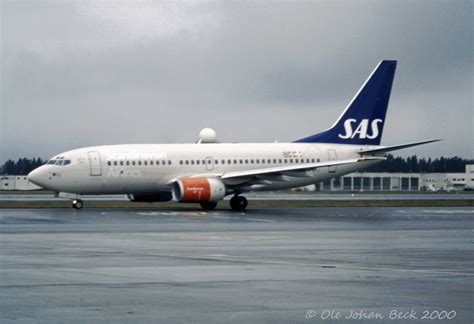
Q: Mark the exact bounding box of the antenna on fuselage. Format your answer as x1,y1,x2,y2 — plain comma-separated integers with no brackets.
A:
196,128,219,144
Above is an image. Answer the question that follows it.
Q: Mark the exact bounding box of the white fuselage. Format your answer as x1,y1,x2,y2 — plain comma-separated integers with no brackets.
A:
28,142,379,195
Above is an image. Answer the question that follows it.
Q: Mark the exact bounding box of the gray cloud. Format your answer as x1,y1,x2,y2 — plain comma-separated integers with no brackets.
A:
1,0,472,161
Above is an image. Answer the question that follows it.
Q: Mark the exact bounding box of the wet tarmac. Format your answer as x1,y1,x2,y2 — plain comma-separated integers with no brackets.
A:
0,207,473,323
1,192,473,201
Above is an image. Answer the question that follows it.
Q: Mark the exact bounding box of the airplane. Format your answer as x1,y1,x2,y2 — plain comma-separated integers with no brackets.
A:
28,60,440,211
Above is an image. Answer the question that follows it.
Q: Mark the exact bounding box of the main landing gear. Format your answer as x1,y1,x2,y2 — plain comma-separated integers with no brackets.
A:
230,195,248,211
72,199,83,210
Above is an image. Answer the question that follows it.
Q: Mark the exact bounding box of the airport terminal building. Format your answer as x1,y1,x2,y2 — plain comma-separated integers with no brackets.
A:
291,164,474,192
0,175,42,191
311,164,474,192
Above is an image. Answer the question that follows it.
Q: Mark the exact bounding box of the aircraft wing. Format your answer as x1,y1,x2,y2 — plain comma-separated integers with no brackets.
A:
220,156,384,184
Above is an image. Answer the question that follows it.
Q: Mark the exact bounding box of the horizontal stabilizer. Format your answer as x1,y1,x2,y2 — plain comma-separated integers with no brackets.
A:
359,139,442,155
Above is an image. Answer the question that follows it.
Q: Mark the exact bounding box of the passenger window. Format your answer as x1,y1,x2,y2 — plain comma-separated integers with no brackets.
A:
113,161,117,166
132,161,136,166
120,161,124,166
185,160,189,165
273,159,277,163
267,159,271,163
227,159,231,164
256,159,259,164
289,159,293,163
191,160,195,165
150,161,154,165
306,158,310,163
317,158,320,162
107,161,111,166
138,161,141,165
233,159,237,164
168,161,171,165
311,159,315,163
239,159,243,164
126,161,130,166
245,159,248,164
180,160,183,165
221,159,225,164
197,160,200,165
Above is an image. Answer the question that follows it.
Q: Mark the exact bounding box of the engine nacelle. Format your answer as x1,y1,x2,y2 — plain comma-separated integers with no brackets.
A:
172,177,226,202
127,192,172,202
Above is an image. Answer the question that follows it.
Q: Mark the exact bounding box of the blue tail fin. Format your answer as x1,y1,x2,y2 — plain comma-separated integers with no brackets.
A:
294,60,397,145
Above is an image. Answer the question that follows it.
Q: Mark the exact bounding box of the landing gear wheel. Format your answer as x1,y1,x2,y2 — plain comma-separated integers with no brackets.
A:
72,199,83,210
230,195,248,211
200,201,217,210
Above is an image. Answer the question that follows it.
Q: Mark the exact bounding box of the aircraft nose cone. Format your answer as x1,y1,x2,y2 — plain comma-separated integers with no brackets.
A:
28,167,46,188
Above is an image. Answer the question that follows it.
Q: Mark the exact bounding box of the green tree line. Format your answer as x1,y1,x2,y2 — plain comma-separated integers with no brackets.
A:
365,154,473,173
1,158,45,175
0,155,472,175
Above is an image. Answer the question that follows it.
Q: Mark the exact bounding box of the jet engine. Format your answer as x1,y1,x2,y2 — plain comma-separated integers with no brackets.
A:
127,192,172,202
172,177,226,202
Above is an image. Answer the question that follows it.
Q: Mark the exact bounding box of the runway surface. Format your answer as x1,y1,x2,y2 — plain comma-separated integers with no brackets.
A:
1,192,473,201
0,207,473,323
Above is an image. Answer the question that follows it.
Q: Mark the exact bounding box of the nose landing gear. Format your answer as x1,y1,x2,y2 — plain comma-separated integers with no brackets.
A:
230,195,248,211
72,199,83,209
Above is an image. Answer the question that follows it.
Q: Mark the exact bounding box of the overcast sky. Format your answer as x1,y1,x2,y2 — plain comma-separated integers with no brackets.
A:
1,0,472,161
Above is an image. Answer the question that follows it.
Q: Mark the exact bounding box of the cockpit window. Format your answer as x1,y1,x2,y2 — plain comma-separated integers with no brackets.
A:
47,159,71,166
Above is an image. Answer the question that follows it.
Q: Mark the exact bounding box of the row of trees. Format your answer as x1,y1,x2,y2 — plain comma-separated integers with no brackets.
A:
1,158,45,175
1,155,472,175
365,155,473,173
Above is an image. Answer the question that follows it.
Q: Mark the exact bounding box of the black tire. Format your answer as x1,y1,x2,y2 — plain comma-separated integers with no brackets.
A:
230,196,248,211
72,199,83,210
200,201,217,210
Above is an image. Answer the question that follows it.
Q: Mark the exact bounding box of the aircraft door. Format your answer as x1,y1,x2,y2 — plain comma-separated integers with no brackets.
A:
88,151,102,176
327,149,337,173
205,157,214,171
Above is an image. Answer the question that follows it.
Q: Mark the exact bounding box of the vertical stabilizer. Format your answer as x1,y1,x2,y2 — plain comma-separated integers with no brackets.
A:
295,60,397,145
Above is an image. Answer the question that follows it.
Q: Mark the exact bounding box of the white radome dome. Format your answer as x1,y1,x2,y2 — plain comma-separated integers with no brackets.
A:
198,128,217,143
